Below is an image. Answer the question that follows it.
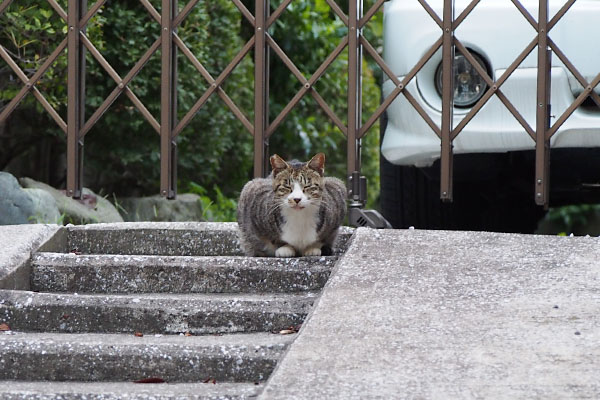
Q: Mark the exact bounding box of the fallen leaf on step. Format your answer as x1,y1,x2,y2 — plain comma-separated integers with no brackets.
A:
184,331,193,337
134,332,143,337
134,377,165,384
0,323,10,331
279,324,301,335
203,378,216,384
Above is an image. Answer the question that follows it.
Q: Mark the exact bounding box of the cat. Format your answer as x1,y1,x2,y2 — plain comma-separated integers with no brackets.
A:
237,153,346,257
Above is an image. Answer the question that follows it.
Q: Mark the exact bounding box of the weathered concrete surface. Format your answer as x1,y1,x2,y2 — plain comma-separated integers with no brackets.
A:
0,381,262,400
0,331,292,382
57,222,244,256
0,221,350,289
0,222,347,399
0,224,60,290
261,228,600,400
58,222,353,256
5,222,598,398
1,290,316,334
31,253,337,293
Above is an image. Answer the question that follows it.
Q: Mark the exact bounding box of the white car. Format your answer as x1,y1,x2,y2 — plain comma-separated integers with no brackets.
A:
380,0,600,232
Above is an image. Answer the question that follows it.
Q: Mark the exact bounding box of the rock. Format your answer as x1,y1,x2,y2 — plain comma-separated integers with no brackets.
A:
22,188,61,224
118,194,203,222
0,172,36,225
19,178,124,225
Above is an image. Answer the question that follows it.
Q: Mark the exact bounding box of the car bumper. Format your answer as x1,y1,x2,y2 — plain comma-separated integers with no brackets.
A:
381,67,600,167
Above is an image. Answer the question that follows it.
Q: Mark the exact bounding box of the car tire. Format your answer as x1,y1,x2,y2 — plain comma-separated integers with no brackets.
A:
380,158,546,233
380,112,546,233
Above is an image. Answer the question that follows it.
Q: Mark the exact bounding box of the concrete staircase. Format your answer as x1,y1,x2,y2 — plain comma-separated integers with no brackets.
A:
0,223,350,399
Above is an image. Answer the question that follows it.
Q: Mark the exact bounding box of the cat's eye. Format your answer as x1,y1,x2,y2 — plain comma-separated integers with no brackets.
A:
276,184,290,195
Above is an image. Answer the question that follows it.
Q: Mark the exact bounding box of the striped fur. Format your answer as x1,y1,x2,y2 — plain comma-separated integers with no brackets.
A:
237,153,346,257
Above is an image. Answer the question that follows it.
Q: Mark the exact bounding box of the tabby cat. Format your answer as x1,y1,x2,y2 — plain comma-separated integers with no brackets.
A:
237,153,346,257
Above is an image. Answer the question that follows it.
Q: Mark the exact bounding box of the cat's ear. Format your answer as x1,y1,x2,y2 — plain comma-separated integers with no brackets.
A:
308,153,325,176
270,154,289,176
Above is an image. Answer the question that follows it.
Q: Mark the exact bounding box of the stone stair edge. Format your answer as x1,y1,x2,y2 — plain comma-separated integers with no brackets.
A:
63,221,354,234
29,255,334,294
31,252,339,268
1,289,314,334
66,222,241,232
0,289,320,303
0,331,290,383
0,330,295,348
0,381,262,400
0,331,294,383
36,223,353,257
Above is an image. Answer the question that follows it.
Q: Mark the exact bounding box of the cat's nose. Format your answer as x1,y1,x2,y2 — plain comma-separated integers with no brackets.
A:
293,198,301,204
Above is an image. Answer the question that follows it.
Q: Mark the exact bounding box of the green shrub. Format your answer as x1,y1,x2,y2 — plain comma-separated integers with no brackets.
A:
543,204,600,236
1,1,384,212
1,1,254,198
189,182,238,222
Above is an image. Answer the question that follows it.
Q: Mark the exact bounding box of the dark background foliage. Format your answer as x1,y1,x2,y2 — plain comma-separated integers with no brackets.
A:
0,0,383,214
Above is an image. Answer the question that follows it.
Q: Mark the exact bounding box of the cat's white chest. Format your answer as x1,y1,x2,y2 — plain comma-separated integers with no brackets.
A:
280,207,318,251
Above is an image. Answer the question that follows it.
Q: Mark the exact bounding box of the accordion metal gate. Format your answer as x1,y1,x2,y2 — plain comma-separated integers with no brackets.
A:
1,0,599,226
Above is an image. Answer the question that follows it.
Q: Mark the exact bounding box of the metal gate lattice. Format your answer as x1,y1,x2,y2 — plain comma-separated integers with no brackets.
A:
1,0,599,219
372,0,600,206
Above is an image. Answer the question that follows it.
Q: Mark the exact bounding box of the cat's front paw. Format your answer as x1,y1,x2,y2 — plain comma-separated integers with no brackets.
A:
275,245,296,258
302,247,321,257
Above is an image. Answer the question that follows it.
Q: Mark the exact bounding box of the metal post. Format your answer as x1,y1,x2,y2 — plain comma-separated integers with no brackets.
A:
171,0,178,195
79,1,87,196
347,0,367,210
347,0,360,181
66,0,85,198
345,0,391,228
535,0,551,206
254,0,269,178
160,0,177,198
264,0,271,176
440,0,454,202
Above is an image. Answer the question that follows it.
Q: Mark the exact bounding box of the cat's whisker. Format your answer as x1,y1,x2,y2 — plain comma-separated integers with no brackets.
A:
308,199,324,207
267,207,282,215
267,202,284,215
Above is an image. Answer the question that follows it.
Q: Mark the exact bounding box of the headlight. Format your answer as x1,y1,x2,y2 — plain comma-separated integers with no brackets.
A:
435,51,489,108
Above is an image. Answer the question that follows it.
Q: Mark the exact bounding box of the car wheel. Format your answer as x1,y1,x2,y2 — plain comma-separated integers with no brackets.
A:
380,159,545,233
380,112,545,233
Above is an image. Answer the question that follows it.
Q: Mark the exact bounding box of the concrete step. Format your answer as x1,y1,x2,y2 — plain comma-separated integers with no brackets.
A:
0,331,293,383
30,253,337,294
0,223,352,397
0,290,315,334
62,224,244,256
0,381,262,400
39,223,353,257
